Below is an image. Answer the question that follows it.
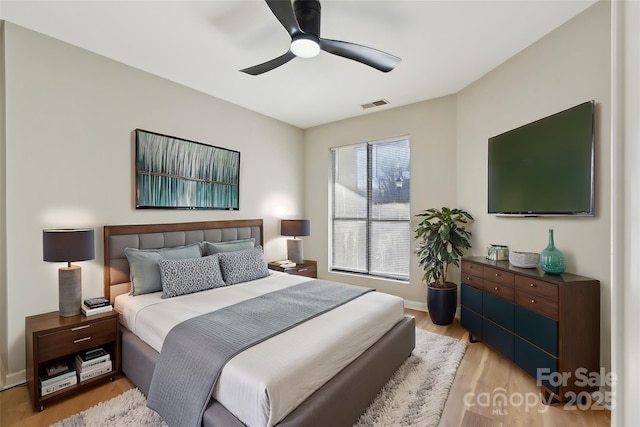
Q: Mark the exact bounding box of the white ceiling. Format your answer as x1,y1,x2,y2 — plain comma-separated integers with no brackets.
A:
1,0,596,129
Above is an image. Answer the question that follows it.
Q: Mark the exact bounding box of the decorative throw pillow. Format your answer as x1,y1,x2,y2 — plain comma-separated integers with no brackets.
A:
218,246,270,286
158,255,225,298
124,243,202,296
202,238,255,255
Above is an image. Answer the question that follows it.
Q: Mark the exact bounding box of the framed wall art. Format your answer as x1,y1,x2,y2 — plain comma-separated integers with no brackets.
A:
135,129,240,210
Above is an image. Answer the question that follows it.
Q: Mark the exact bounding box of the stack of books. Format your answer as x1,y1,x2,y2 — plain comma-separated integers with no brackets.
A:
40,362,77,396
81,297,112,316
275,260,296,268
74,348,112,382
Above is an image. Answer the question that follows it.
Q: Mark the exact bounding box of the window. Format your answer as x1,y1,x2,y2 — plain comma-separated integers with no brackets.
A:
331,138,410,280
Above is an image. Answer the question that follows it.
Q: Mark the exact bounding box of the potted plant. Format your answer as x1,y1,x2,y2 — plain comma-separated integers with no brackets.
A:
414,207,474,325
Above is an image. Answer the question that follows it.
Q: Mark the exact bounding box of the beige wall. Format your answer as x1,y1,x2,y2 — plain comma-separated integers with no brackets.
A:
1,23,303,385
304,95,457,308
456,1,611,377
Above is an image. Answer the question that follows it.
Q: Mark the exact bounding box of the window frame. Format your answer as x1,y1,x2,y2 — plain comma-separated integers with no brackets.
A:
330,136,410,281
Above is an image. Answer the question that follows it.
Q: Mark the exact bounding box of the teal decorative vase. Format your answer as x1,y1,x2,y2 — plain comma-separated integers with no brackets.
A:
540,229,565,275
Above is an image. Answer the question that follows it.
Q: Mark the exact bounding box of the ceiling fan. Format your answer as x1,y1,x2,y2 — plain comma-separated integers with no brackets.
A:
240,0,402,75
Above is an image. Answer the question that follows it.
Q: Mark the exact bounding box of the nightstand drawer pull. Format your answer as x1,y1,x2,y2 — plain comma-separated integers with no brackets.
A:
73,336,91,344
298,268,308,272
71,325,90,332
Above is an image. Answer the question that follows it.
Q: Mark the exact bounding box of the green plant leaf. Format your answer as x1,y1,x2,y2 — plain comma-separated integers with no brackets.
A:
413,207,474,287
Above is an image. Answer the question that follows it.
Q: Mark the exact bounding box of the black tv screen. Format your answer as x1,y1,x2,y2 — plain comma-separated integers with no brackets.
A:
488,101,594,216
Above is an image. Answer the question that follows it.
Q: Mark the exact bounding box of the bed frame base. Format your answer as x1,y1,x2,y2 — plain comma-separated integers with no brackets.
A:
122,316,416,427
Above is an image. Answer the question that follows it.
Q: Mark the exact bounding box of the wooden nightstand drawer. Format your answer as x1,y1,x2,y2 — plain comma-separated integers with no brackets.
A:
38,317,117,362
288,264,317,278
268,260,318,278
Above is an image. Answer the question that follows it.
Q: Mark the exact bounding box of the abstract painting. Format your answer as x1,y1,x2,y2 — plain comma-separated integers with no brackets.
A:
135,129,240,210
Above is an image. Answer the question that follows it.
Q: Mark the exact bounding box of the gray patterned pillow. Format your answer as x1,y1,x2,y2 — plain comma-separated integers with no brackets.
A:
218,246,270,286
158,255,225,298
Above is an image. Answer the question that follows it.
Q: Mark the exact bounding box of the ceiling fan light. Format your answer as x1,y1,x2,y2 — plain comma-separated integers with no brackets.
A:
291,38,320,58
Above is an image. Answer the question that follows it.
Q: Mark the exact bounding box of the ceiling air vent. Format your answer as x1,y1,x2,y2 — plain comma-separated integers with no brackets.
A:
361,99,390,110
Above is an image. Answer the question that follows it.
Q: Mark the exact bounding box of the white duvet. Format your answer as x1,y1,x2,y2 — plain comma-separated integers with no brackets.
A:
115,272,404,427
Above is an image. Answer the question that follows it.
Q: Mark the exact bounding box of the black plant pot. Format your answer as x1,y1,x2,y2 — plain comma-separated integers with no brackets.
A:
427,283,458,325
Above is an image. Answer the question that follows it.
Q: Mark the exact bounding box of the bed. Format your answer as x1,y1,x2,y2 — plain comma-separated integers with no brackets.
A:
104,219,415,427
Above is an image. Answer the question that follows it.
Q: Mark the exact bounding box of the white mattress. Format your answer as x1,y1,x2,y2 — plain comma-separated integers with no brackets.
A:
115,272,404,427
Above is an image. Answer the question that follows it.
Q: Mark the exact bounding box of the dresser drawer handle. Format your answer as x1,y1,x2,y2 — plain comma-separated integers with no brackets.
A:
466,276,471,280
71,325,90,332
74,337,91,344
495,273,500,277
298,268,308,272
531,299,536,304
494,287,499,291
530,283,535,287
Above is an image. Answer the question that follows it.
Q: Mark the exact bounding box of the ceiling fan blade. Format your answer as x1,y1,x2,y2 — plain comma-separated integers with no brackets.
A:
240,51,296,75
319,38,401,72
266,0,302,38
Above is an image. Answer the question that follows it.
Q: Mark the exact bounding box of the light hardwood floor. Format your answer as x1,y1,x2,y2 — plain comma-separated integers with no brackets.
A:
1,309,610,426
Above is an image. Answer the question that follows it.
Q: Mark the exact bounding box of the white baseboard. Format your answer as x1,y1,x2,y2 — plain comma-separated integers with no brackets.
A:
2,369,25,391
0,357,4,389
404,299,427,312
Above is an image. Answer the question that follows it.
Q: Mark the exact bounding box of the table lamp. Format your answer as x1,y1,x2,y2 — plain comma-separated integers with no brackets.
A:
281,220,310,264
43,229,95,317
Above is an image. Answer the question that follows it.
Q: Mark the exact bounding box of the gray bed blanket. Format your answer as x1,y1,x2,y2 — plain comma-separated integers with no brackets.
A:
146,279,373,427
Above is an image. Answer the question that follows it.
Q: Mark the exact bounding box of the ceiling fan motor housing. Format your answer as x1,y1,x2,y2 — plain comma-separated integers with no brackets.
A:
294,0,321,37
239,0,401,74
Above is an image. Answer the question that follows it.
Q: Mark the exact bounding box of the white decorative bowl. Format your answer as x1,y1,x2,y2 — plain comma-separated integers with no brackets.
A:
509,251,540,268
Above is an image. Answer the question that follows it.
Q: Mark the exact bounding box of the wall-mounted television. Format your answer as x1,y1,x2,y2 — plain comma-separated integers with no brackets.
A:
488,100,595,216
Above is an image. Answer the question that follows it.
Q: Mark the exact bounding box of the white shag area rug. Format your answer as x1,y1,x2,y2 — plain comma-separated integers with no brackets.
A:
51,328,466,427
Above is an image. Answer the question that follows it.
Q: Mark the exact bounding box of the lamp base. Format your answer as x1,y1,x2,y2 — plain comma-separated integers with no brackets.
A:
287,239,304,265
59,266,81,317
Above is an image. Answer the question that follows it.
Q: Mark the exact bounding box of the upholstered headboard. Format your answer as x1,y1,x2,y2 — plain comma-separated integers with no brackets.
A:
103,219,263,302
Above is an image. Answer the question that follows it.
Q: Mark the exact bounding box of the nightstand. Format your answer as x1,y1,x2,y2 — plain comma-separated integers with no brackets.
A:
25,310,120,411
268,260,318,278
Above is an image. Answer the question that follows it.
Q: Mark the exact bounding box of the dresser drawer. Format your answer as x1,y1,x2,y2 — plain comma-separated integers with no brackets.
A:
288,264,317,278
515,290,558,320
38,318,117,361
462,261,483,277
461,306,482,339
483,279,514,302
515,337,559,394
461,284,483,313
483,318,514,360
515,305,558,355
483,267,514,287
483,292,514,331
461,272,482,290
515,276,558,302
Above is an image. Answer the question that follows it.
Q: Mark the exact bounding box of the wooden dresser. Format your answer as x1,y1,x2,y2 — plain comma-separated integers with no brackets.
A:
460,256,600,402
